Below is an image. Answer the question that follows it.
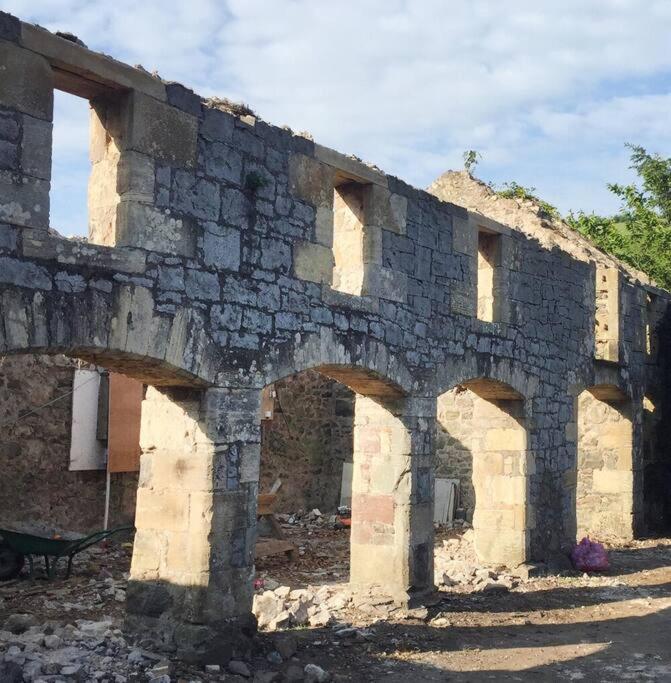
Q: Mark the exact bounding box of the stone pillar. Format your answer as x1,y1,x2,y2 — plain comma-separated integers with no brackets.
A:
126,385,260,664
576,389,634,541
471,397,529,566
350,394,434,602
436,386,530,567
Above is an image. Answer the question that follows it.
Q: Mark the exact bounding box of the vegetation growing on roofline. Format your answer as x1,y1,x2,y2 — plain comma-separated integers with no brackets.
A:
466,145,671,289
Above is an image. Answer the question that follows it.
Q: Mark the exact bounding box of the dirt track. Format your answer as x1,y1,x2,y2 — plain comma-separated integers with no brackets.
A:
3,534,671,681
258,534,671,681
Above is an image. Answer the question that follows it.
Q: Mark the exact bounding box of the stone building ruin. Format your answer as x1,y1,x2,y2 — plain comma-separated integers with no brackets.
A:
0,11,669,662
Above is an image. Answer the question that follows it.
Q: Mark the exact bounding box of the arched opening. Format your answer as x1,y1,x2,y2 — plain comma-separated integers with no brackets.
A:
436,379,530,567
576,385,633,541
255,369,355,593
642,395,671,533
253,363,432,629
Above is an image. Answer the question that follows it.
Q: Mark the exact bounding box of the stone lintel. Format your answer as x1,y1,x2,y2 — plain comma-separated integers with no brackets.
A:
20,23,167,101
315,143,387,187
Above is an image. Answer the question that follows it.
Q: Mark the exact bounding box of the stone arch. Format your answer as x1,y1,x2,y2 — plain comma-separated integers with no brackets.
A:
575,384,634,541
436,378,530,567
0,284,218,387
433,353,538,403
260,327,415,397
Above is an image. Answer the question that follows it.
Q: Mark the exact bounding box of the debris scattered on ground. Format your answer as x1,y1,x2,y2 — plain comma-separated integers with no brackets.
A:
3,521,671,681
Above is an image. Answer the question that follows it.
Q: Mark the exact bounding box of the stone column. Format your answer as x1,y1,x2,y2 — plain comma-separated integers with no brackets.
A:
350,394,435,603
576,389,634,541
126,385,260,664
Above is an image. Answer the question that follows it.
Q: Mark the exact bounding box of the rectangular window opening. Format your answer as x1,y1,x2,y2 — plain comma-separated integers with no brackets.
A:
51,88,91,239
50,70,126,246
477,229,501,322
332,180,366,296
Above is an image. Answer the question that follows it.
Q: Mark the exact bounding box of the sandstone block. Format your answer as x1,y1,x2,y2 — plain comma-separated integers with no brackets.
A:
124,92,198,168
293,240,333,284
365,184,407,235
288,154,334,208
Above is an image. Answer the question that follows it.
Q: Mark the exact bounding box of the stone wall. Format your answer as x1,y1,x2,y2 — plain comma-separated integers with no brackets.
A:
0,353,137,533
0,11,670,658
260,370,353,513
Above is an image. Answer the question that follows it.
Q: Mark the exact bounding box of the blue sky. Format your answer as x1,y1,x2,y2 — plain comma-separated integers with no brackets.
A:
6,0,671,237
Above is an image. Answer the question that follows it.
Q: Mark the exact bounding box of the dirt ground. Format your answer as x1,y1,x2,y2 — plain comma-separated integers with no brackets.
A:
3,527,671,681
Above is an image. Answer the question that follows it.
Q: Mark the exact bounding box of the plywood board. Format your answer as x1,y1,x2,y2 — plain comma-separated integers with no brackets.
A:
107,373,143,473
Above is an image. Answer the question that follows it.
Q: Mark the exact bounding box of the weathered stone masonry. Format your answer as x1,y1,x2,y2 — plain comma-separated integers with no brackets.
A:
0,12,669,661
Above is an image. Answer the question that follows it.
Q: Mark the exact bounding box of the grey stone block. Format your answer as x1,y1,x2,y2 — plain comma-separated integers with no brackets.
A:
0,171,49,229
173,171,220,221
0,140,18,171
201,108,234,142
185,268,220,301
20,115,52,180
0,256,51,289
0,113,20,142
0,11,20,42
0,41,53,120
204,142,243,184
166,82,202,118
203,227,240,271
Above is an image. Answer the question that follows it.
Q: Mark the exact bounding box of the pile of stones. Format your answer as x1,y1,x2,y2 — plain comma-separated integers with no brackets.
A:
252,584,349,631
433,529,520,593
0,612,170,682
0,611,334,682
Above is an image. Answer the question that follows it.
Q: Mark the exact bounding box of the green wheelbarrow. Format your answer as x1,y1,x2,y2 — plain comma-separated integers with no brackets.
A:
0,525,133,580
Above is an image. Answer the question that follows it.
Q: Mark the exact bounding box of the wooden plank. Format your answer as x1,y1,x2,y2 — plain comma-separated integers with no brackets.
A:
255,537,296,560
257,493,276,516
107,373,143,473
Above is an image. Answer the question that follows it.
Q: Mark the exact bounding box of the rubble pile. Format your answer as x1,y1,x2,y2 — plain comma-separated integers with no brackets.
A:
433,528,520,592
0,612,171,682
0,610,336,682
253,584,349,631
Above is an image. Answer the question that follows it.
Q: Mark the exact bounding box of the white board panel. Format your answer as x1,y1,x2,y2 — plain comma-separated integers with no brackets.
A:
434,478,459,524
69,369,106,471
339,462,354,508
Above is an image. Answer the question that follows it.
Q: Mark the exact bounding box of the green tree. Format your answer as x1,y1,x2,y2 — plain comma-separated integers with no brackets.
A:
567,145,671,289
463,150,481,173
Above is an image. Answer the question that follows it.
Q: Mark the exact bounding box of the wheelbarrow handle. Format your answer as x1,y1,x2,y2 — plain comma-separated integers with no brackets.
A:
65,525,134,556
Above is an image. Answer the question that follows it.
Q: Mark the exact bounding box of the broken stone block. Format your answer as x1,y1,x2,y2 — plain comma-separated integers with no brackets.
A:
304,663,331,683
252,591,285,630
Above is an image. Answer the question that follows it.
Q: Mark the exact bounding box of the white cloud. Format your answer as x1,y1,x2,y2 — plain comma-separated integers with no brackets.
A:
5,0,671,225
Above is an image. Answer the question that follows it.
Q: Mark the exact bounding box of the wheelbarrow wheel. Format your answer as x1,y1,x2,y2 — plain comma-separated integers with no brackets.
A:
0,540,25,580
